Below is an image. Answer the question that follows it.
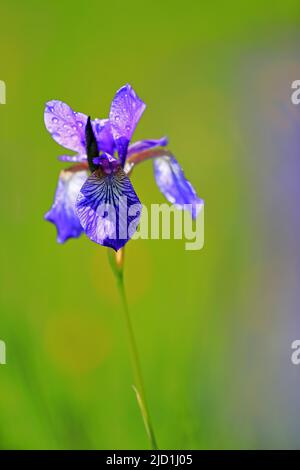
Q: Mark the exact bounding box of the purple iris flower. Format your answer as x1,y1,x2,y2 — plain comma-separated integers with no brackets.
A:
44,84,203,250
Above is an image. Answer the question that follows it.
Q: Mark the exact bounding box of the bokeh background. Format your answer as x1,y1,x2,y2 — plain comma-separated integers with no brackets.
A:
1,0,300,449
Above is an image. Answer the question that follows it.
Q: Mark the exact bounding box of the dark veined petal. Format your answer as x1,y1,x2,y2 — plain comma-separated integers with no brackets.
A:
76,166,142,251
127,137,168,158
44,168,88,243
44,100,87,153
153,156,204,219
44,101,115,156
109,84,146,166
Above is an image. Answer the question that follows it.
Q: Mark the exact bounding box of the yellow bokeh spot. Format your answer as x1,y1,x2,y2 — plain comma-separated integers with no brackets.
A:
44,312,111,376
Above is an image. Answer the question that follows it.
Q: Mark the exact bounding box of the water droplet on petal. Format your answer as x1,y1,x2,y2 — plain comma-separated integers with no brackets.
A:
115,115,120,121
52,117,58,123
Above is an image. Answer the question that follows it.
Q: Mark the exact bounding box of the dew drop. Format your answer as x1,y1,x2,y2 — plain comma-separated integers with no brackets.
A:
52,117,58,123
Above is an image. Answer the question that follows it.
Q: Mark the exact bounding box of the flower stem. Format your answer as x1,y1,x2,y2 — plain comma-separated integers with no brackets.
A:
108,249,158,450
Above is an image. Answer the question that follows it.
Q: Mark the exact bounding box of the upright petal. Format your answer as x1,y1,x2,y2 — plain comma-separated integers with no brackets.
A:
93,119,115,155
76,166,142,251
45,101,115,156
44,100,87,153
45,168,88,243
153,156,204,219
109,84,146,165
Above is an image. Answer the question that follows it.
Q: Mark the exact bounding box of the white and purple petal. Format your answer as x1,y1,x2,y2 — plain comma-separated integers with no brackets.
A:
153,156,204,219
44,100,87,153
45,168,88,243
76,166,142,251
109,84,146,165
45,101,115,157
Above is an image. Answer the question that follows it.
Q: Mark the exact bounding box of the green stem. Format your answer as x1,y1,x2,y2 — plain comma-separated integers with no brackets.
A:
109,251,158,450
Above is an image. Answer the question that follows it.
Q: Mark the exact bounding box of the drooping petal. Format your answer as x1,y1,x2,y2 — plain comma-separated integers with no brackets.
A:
127,137,168,158
153,156,204,219
109,84,146,165
45,101,115,156
45,168,88,243
44,100,87,153
76,166,142,251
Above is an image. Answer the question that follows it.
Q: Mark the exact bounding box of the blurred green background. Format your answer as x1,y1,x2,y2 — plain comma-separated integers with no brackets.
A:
1,0,300,449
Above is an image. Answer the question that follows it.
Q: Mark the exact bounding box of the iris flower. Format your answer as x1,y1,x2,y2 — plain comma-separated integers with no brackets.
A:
44,84,203,250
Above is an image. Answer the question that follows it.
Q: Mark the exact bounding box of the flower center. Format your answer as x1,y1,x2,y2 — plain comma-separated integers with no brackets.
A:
98,156,120,175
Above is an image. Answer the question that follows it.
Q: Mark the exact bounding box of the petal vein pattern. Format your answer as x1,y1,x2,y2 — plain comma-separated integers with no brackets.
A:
76,167,142,250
